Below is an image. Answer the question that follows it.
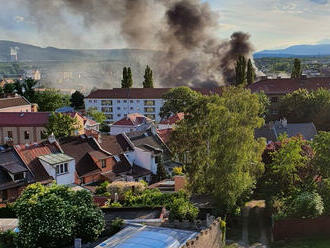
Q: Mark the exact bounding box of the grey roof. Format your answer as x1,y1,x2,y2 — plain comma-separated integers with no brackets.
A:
255,121,317,141
95,224,197,248
38,153,74,165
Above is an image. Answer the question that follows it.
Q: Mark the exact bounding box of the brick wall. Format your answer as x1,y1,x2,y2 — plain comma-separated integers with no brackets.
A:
273,216,330,240
174,176,186,192
182,218,224,248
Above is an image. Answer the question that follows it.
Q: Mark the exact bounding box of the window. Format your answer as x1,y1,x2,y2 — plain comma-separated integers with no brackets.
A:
101,160,106,168
117,100,121,103
271,97,278,103
144,107,155,113
14,173,24,181
101,107,113,112
130,107,133,110
94,100,97,103
137,100,140,103
89,100,92,103
56,163,69,175
24,131,30,140
117,107,121,110
155,156,161,164
145,114,156,120
7,131,13,138
117,114,121,117
101,100,112,105
144,100,155,106
105,114,113,120
124,100,127,103
130,100,133,103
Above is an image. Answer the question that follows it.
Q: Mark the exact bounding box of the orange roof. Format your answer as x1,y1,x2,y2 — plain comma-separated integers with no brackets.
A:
157,128,173,144
112,113,151,126
159,113,184,125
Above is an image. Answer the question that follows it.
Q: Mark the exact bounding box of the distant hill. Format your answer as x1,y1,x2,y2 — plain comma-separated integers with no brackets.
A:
254,44,330,58
0,40,156,62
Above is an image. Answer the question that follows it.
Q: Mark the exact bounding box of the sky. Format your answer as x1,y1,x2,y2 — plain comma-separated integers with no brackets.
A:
1,0,330,51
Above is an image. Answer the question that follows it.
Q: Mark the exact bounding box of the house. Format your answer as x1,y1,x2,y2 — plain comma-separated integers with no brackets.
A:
0,96,33,113
0,148,34,202
249,77,330,117
255,119,318,142
0,112,49,145
84,88,222,123
158,113,184,130
110,113,153,135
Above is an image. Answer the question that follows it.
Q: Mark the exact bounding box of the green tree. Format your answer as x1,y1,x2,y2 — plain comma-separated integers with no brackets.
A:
291,58,302,78
3,83,15,94
23,78,38,103
127,67,133,88
313,132,330,178
14,183,105,248
121,67,128,88
169,87,266,212
247,59,255,85
160,86,201,119
87,108,106,124
35,90,70,112
14,80,23,95
0,86,3,96
235,55,247,86
70,90,85,109
143,65,154,88
256,91,271,119
46,112,78,138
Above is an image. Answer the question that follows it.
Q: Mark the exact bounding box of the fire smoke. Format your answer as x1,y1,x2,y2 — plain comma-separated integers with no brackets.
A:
18,0,254,87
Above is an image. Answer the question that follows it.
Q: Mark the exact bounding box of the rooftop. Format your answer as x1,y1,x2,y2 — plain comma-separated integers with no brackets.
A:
38,153,74,165
86,87,223,99
0,96,30,110
159,113,184,125
112,113,152,126
249,77,330,95
0,112,49,127
99,134,133,156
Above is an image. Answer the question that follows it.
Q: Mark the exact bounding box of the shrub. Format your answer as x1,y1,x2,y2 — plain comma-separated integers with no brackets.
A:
0,230,17,247
172,166,184,176
104,201,123,208
318,179,330,214
95,181,110,195
108,181,146,197
168,198,198,221
103,218,123,237
289,192,324,219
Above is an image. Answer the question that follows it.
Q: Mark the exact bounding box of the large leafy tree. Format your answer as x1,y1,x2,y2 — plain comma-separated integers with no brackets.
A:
23,78,38,102
143,65,154,88
14,183,105,248
70,90,85,109
235,55,247,86
3,83,15,94
312,132,330,178
46,112,78,138
247,58,255,85
291,58,302,78
169,87,266,212
87,108,106,124
279,88,330,131
35,89,70,112
160,86,201,119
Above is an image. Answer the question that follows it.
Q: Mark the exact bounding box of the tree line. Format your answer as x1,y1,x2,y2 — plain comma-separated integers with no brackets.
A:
121,65,154,88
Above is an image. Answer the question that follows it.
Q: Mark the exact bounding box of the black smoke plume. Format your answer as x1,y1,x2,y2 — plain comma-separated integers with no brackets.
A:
18,0,254,87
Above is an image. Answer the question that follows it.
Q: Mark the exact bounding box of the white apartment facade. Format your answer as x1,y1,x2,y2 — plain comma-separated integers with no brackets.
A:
84,88,222,124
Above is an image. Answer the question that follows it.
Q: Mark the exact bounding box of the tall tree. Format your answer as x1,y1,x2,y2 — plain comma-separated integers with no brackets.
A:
3,83,15,94
291,58,302,78
23,78,38,102
127,67,133,88
121,67,128,88
235,55,247,86
169,87,266,212
143,65,154,88
70,90,85,109
35,89,71,112
313,132,330,178
247,59,255,85
14,80,23,95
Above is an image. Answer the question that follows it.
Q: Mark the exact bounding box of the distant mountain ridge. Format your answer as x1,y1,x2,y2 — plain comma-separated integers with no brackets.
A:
0,40,157,62
254,44,330,58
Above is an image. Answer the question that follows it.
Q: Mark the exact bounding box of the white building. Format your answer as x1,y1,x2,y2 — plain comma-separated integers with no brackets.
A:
38,153,75,185
84,88,222,124
110,113,153,135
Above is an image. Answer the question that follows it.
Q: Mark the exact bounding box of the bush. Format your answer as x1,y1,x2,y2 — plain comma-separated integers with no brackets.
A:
318,179,330,214
0,230,17,247
14,183,105,248
104,201,123,208
108,181,146,197
95,181,110,195
289,192,324,219
168,198,198,221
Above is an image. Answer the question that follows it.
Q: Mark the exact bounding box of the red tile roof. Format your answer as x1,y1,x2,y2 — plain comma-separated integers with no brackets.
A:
159,113,184,125
112,113,151,126
0,112,50,127
14,142,60,182
249,77,330,95
99,134,133,155
86,87,223,99
157,128,173,144
0,96,30,110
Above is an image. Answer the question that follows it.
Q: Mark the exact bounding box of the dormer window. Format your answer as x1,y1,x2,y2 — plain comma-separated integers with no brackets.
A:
56,163,69,175
14,173,25,181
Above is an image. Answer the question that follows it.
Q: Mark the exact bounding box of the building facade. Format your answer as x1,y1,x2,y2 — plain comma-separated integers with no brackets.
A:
84,88,222,123
0,96,32,112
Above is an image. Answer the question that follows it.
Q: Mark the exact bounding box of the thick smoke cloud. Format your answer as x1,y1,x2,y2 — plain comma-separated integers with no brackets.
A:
19,0,254,87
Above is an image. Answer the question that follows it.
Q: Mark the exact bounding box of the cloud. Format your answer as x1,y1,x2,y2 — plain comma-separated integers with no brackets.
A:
310,0,328,4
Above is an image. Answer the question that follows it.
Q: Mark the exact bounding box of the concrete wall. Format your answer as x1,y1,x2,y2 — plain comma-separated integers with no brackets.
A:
134,147,157,174
40,159,75,185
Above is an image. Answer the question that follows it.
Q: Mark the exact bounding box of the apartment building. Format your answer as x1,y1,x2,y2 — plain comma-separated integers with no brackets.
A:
84,88,222,123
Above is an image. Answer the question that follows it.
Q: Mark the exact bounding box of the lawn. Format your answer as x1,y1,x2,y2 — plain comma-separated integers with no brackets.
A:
270,238,330,248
